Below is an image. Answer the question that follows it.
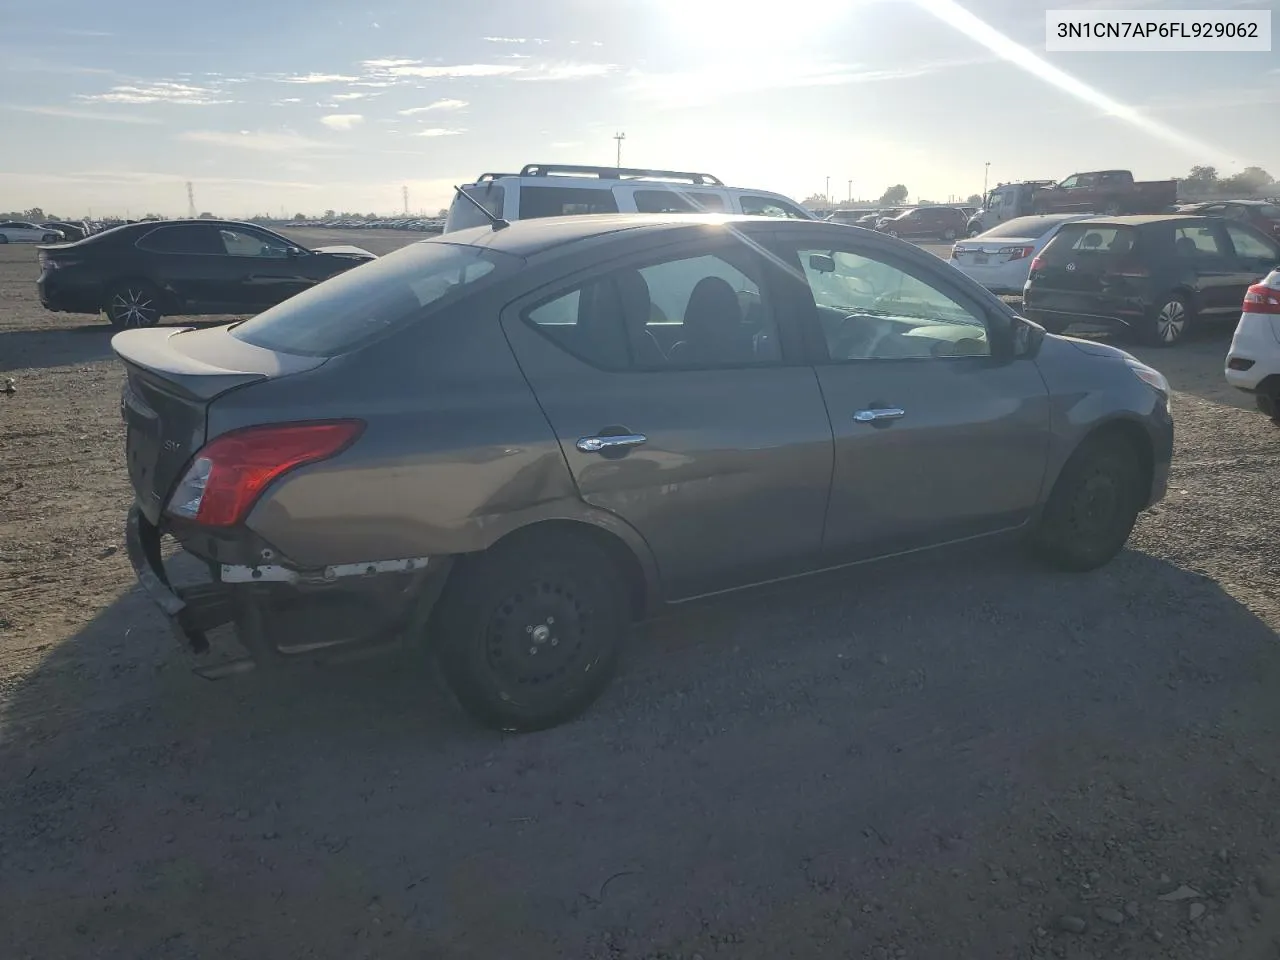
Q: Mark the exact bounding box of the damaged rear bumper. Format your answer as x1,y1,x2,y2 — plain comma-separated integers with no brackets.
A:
124,503,451,673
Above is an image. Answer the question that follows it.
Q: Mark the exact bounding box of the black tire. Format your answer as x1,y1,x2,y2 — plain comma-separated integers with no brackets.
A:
1031,433,1144,572
942,228,957,241
104,280,164,329
432,531,628,732
1102,201,1123,216
1139,292,1192,347
1255,393,1280,424
0,235,8,244
967,226,982,238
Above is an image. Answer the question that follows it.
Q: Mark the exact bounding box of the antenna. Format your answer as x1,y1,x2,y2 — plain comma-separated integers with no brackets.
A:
613,131,626,168
186,181,196,219
452,185,509,231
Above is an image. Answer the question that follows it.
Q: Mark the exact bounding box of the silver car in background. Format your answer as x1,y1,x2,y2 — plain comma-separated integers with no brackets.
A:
951,214,1095,295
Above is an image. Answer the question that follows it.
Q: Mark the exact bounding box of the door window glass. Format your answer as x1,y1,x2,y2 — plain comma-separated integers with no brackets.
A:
219,228,292,258
633,190,726,213
796,248,990,361
1173,224,1225,257
523,251,782,370
135,224,222,254
1225,223,1280,261
518,186,619,219
738,195,810,219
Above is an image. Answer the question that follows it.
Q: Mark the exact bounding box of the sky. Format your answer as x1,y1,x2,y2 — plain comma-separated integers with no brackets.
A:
1,0,1277,218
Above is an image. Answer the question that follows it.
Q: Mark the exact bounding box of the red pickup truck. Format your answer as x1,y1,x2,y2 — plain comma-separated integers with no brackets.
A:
1031,170,1179,216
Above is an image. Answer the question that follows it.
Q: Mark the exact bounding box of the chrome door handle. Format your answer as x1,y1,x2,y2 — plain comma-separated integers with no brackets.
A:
853,407,905,422
576,433,648,453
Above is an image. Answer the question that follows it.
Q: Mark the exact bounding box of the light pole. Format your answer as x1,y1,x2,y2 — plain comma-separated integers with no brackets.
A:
847,180,852,203
983,162,990,200
614,132,626,168
825,176,830,207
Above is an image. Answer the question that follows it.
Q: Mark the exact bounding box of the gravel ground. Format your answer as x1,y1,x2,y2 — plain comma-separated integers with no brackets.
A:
2,230,1280,960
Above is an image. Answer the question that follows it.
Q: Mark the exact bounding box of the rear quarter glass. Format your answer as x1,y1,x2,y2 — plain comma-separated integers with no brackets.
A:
228,241,522,358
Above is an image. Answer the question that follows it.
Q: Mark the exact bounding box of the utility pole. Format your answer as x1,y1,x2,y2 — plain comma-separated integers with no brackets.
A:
847,180,852,203
613,132,625,168
983,162,991,199
825,176,830,206
402,185,409,215
186,181,195,219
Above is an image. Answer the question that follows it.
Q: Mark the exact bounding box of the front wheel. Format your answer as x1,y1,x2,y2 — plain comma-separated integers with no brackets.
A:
432,532,628,732
104,281,164,329
1030,434,1144,572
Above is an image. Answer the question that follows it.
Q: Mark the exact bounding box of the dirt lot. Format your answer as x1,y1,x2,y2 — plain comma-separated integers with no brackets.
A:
3,229,1280,960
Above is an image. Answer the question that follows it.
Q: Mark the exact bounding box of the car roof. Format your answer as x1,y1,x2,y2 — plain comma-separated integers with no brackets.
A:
1062,214,1208,227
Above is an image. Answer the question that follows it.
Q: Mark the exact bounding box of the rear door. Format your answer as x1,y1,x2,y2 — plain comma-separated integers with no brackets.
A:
762,230,1050,563
1170,219,1240,315
1222,222,1280,300
133,223,232,310
499,233,834,600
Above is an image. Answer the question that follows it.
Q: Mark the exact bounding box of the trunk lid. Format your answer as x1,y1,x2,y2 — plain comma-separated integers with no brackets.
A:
952,235,1038,266
112,325,327,523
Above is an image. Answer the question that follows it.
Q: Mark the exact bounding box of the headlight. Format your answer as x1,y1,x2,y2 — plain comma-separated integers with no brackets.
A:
1125,357,1169,396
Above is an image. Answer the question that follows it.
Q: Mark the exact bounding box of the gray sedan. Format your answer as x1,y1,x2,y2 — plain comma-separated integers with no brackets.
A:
113,213,1174,732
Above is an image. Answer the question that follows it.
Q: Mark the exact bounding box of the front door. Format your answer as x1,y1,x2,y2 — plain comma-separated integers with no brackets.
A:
1222,222,1280,300
214,226,317,310
763,232,1052,564
500,236,835,600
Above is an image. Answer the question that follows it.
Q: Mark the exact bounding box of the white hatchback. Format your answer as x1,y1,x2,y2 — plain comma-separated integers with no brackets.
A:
1225,268,1280,419
0,221,64,244
950,214,1095,295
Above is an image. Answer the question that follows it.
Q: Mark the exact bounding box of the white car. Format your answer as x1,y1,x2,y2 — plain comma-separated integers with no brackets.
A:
0,221,64,243
949,214,1095,295
445,162,815,233
1225,268,1280,419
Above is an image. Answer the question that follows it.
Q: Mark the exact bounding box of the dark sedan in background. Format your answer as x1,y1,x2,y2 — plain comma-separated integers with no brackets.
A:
1023,214,1280,346
1176,199,1280,241
37,218,377,329
876,205,968,242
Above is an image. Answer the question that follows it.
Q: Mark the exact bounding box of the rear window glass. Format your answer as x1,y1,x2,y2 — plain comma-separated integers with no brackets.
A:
633,189,726,213
228,241,520,357
980,216,1077,239
1041,224,1140,262
445,185,505,232
518,185,619,219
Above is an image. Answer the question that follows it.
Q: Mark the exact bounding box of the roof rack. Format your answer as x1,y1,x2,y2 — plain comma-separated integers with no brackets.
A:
475,172,521,183
517,163,725,186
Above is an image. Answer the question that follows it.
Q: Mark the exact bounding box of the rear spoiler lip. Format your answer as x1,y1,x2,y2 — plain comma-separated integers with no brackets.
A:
111,326,326,402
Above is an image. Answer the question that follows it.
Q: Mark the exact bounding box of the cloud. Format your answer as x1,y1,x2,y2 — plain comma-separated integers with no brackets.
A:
374,62,524,79
331,92,369,101
278,73,362,84
274,97,303,104
361,58,419,68
397,99,468,115
414,128,463,137
4,104,161,125
518,62,616,81
628,57,989,105
483,36,549,43
179,130,335,153
77,81,231,105
320,114,364,130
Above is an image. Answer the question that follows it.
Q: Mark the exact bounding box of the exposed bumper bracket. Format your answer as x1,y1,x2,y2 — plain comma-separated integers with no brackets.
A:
219,556,433,585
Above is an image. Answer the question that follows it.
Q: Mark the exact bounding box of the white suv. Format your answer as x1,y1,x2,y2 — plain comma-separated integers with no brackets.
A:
1226,267,1280,420
443,163,816,233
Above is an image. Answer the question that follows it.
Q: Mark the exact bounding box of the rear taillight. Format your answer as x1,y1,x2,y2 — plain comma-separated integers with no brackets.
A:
998,245,1035,261
1029,255,1045,273
167,420,364,527
1242,281,1280,315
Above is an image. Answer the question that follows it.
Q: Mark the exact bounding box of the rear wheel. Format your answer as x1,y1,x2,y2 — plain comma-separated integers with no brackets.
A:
1140,292,1192,347
1030,433,1144,572
942,227,957,241
1255,393,1280,424
104,281,164,329
1102,201,1123,216
432,532,628,732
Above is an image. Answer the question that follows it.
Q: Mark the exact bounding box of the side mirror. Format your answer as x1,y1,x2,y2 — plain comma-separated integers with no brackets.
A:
1012,315,1046,358
809,253,836,274
286,246,304,257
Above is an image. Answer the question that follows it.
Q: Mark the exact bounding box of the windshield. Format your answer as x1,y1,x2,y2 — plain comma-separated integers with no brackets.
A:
979,216,1079,239
229,240,520,357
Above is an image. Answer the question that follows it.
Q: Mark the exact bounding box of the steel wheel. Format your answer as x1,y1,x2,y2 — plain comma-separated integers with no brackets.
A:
106,284,162,329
